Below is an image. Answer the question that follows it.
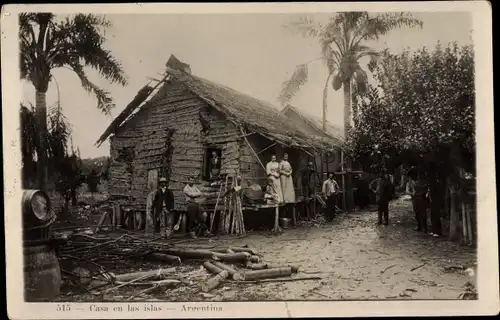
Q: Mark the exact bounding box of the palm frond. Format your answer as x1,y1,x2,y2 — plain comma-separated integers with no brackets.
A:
278,64,308,106
68,62,115,114
284,16,324,38
352,12,423,48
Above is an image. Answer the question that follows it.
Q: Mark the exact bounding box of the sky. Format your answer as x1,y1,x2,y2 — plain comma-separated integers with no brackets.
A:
21,12,473,159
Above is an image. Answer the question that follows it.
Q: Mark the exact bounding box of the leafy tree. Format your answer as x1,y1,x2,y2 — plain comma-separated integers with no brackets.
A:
19,13,127,191
346,42,475,239
279,12,422,211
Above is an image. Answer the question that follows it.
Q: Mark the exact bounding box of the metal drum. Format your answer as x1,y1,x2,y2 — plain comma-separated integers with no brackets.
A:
24,244,61,302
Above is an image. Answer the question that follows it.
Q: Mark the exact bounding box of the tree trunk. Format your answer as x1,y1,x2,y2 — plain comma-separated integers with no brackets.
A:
35,91,49,192
322,73,333,132
343,80,355,212
71,188,77,206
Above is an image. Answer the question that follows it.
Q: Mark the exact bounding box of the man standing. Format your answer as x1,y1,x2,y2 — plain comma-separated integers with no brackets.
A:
371,170,394,226
147,177,175,238
183,176,208,239
322,172,340,221
300,162,315,219
407,171,430,233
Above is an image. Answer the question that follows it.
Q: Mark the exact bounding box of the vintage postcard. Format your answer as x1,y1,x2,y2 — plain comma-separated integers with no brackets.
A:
2,1,498,319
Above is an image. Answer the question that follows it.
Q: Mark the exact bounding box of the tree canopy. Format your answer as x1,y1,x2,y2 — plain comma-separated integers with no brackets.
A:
345,42,475,176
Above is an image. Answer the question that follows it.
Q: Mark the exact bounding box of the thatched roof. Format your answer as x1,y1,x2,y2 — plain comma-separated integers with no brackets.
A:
165,68,337,151
97,60,341,151
281,104,345,145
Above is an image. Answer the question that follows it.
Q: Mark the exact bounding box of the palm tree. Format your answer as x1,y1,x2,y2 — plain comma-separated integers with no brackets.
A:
19,13,127,191
279,12,422,211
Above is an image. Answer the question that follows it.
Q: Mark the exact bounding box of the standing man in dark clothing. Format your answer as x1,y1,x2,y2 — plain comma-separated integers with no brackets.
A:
370,170,394,226
428,175,444,237
300,162,316,219
146,177,175,238
407,172,430,233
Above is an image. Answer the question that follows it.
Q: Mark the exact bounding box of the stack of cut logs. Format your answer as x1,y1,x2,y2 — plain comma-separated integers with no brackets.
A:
146,246,315,293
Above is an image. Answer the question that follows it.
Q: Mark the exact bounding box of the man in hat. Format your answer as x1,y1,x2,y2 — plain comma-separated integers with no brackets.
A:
147,177,175,238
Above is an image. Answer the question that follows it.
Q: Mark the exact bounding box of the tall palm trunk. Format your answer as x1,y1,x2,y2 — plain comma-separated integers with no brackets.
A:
343,80,355,212
322,73,333,132
35,90,49,192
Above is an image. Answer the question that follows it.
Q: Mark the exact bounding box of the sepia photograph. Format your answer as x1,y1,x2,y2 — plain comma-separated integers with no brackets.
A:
2,1,497,319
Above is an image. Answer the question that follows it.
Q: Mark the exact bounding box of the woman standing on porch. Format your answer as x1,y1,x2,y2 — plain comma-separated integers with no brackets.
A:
266,155,283,203
279,153,296,203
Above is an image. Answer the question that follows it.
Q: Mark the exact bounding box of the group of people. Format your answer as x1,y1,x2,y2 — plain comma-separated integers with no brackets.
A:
264,153,296,205
146,176,208,239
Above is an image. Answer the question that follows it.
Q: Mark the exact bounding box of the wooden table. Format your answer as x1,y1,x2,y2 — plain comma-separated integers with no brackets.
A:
243,203,290,233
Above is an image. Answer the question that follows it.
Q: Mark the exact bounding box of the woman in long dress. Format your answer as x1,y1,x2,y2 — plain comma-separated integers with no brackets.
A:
266,155,283,203
279,153,296,203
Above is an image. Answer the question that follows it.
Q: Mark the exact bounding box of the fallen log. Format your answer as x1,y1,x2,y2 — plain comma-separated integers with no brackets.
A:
145,253,182,265
249,255,260,263
233,267,293,281
111,267,176,282
240,276,322,284
203,261,224,274
164,248,216,260
229,247,259,255
212,251,251,263
202,270,229,293
226,249,235,254
245,263,268,270
244,263,299,273
211,261,238,277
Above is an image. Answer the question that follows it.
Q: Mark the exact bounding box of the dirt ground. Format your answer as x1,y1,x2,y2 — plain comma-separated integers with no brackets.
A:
56,199,477,302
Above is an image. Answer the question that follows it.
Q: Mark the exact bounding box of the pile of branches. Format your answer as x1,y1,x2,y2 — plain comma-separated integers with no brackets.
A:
55,232,321,301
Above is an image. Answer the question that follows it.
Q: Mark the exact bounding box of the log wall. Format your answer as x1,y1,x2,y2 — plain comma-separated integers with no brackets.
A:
109,81,205,210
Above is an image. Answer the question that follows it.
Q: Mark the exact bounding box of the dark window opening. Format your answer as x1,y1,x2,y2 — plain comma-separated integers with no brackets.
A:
202,147,222,181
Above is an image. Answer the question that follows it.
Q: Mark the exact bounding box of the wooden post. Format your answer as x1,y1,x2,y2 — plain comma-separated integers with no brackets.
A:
292,205,297,226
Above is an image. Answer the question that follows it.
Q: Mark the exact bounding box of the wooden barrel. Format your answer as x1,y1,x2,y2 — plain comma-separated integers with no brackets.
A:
24,244,61,302
22,190,51,226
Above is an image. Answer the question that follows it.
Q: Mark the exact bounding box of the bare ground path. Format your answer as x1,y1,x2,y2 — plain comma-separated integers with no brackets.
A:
57,199,476,302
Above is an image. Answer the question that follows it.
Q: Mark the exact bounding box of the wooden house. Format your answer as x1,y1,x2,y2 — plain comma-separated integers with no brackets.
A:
96,56,339,213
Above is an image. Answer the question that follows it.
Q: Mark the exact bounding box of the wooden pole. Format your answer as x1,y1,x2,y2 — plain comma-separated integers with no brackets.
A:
234,267,293,281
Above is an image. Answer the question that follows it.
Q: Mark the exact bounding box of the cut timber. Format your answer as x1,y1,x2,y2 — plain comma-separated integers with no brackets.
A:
212,251,251,263
245,263,268,270
226,249,235,254
164,248,216,260
229,247,259,256
234,267,293,281
244,263,299,273
202,270,229,293
241,276,322,284
249,255,260,263
203,261,224,275
112,267,176,282
146,253,181,265
211,261,238,278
